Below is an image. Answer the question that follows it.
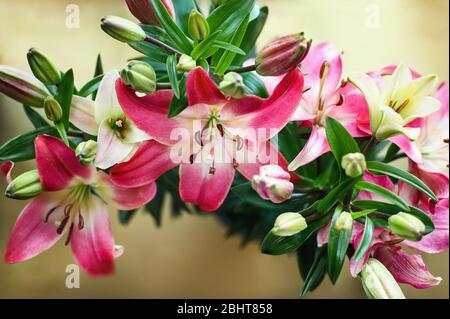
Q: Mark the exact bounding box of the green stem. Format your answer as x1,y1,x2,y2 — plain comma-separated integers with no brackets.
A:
228,64,257,74
144,35,182,57
55,122,70,146
362,136,377,156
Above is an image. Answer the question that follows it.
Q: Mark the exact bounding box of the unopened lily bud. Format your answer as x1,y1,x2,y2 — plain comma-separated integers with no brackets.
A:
388,212,426,241
120,61,157,93
188,10,210,41
43,97,63,122
0,65,50,108
101,16,146,43
251,165,294,204
256,33,311,76
335,211,353,231
361,258,405,299
76,140,98,165
5,169,43,200
272,213,307,237
27,48,61,85
125,0,174,25
219,72,246,98
176,55,196,72
341,152,366,178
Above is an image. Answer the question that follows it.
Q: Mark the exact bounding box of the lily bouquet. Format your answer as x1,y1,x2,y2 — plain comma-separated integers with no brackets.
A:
0,0,448,299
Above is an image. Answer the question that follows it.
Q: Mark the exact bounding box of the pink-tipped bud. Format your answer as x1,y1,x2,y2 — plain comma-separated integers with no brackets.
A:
251,165,294,204
255,33,311,76
125,0,175,26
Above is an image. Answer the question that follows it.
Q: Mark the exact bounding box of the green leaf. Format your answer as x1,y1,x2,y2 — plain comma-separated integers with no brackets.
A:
166,55,180,98
119,210,136,225
211,41,245,55
23,105,48,128
384,143,400,163
353,217,374,262
93,54,104,99
145,188,165,226
355,181,410,211
172,0,197,34
55,69,75,130
351,209,377,220
367,161,438,202
130,41,170,64
168,74,188,117
327,205,352,284
190,30,221,60
151,0,193,53
78,74,104,98
0,126,57,162
300,246,327,298
325,117,360,167
242,72,268,98
317,179,355,213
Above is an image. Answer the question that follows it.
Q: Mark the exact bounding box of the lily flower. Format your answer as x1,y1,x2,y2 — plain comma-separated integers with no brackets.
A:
4,135,156,275
112,67,304,211
70,71,150,169
288,43,369,170
349,64,441,141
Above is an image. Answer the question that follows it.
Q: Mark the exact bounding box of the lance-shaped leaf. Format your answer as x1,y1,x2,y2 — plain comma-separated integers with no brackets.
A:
172,0,198,34
78,75,104,98
353,216,374,262
23,105,48,128
166,54,180,98
55,69,74,130
355,181,410,211
300,246,327,298
325,117,360,166
168,74,187,118
317,179,355,213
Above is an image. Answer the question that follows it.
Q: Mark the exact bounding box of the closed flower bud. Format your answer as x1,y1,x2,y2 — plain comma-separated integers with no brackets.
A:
361,258,405,299
120,61,157,93
219,72,246,98
256,33,311,76
101,16,146,43
251,165,294,204
0,65,50,108
27,48,61,85
388,212,426,241
5,169,43,200
335,211,353,231
43,97,63,122
188,10,210,41
341,152,366,178
76,140,98,165
272,213,307,237
125,0,174,25
176,55,196,72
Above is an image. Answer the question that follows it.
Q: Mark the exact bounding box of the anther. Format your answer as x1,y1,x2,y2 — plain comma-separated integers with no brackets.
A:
444,138,449,144
235,135,244,151
44,207,58,223
194,131,203,146
209,166,216,175
56,215,70,234
189,154,195,164
302,86,311,94
232,159,239,169
336,94,345,106
65,223,74,246
217,123,225,137
78,211,85,230
64,204,73,217
340,79,348,88
396,99,410,113
319,61,330,79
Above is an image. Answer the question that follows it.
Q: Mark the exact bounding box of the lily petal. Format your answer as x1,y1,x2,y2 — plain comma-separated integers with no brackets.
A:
94,71,122,123
70,96,98,136
401,96,441,124
288,126,329,171
187,67,227,106
410,163,449,199
389,135,423,163
1,160,14,183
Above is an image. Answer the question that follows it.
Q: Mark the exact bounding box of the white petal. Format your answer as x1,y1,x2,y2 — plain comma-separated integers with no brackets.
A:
70,96,98,135
382,64,412,103
94,70,123,123
401,96,441,123
124,122,151,143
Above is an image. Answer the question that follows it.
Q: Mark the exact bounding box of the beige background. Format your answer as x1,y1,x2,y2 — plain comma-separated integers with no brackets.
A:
0,0,448,298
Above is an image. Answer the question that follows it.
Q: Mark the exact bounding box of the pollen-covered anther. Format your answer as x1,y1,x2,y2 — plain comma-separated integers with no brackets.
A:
319,61,330,79
336,94,345,106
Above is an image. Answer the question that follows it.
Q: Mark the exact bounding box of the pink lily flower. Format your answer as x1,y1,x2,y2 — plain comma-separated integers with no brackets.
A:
288,43,369,171
112,67,304,211
4,135,156,276
70,71,150,169
125,0,175,26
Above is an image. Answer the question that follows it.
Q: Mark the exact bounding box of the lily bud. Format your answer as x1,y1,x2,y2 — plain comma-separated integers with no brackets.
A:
176,55,196,72
272,213,307,237
101,16,146,43
120,61,157,93
360,258,406,299
219,72,246,98
341,152,366,178
388,212,426,241
76,140,98,165
188,10,210,41
335,211,353,231
0,65,50,108
125,0,174,25
27,48,61,85
256,33,311,76
43,97,63,122
251,165,294,204
5,169,43,200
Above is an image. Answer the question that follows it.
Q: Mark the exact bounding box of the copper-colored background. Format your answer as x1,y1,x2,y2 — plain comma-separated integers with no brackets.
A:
0,0,448,298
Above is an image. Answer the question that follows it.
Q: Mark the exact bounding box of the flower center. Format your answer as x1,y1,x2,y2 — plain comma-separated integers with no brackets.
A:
108,115,129,139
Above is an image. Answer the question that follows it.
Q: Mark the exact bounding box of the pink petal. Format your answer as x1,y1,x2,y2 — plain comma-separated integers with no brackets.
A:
70,196,115,276
109,140,178,188
409,163,449,199
374,246,442,289
70,96,98,136
357,172,395,201
1,160,14,183
35,135,93,191
4,194,64,263
390,135,422,163
186,67,227,106
317,220,332,246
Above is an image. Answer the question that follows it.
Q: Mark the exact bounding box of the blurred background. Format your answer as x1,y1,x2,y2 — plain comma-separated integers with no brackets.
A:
0,0,448,298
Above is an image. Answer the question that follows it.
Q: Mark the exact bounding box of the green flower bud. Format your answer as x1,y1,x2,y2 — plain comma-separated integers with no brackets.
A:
341,152,367,178
188,10,210,41
0,65,50,108
5,169,43,200
120,61,157,93
176,55,196,72
76,140,98,165
219,72,246,98
361,258,405,299
388,212,426,241
272,213,307,237
335,211,353,231
27,48,61,85
101,16,146,44
43,96,63,122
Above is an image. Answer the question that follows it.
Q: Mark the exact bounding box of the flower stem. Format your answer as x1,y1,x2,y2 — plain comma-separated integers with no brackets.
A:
55,122,70,146
362,136,377,156
228,64,257,74
144,35,183,57
156,82,172,90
